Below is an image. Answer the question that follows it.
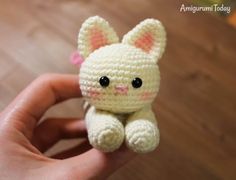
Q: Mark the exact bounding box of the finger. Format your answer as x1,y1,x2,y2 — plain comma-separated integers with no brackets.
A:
63,146,136,179
0,74,81,139
32,118,86,152
51,140,92,159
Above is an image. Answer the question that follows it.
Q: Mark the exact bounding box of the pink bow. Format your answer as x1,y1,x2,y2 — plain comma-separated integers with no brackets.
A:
70,51,84,67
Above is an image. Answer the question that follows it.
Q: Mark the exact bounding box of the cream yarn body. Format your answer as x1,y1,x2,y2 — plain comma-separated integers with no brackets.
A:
77,16,166,153
85,105,159,153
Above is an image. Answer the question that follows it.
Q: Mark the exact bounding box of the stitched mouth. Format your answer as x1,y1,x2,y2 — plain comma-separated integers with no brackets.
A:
115,85,128,95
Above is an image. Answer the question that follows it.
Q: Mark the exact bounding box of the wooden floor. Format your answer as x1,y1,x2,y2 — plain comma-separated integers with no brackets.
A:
0,0,236,179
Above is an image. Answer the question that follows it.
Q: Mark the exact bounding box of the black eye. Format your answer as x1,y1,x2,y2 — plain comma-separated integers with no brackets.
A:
99,76,110,87
132,77,142,88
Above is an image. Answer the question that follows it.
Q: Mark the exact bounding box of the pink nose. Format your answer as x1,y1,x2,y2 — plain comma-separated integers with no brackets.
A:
115,85,128,95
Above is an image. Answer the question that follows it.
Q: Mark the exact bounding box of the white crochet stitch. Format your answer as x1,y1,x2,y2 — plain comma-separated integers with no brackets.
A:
78,16,166,153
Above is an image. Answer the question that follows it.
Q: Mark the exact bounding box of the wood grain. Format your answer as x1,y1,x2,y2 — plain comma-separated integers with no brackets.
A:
0,0,235,179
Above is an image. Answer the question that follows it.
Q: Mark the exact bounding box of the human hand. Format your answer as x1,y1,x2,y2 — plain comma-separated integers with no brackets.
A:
0,74,135,180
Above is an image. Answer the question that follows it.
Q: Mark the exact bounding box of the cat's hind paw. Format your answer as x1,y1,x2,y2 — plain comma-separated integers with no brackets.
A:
125,119,159,153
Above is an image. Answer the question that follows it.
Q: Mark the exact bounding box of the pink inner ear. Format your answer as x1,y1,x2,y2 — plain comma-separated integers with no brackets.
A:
90,28,108,51
134,32,154,52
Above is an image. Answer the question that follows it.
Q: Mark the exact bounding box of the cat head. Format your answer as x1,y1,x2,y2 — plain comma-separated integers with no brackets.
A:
78,16,166,113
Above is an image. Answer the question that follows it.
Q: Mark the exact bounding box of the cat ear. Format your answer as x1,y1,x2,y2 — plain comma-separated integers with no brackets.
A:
78,16,119,59
122,19,166,62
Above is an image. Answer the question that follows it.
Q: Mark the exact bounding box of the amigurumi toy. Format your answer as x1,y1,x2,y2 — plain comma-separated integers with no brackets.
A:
77,16,166,153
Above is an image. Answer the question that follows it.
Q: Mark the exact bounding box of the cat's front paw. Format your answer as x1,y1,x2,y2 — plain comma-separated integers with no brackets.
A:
125,119,159,153
88,117,124,152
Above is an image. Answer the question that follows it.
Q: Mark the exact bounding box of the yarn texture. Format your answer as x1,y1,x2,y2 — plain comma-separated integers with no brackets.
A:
78,16,166,153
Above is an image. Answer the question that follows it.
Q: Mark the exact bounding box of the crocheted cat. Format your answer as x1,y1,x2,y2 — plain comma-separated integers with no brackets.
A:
77,16,166,153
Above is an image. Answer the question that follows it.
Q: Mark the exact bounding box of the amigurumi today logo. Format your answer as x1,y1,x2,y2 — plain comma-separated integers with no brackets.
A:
180,3,231,14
